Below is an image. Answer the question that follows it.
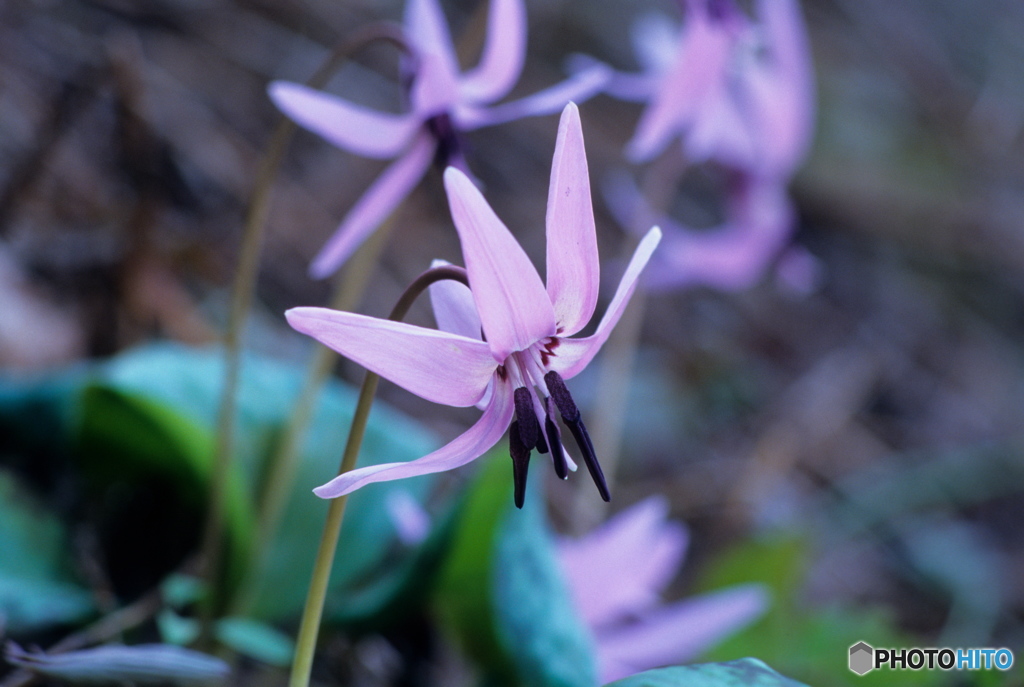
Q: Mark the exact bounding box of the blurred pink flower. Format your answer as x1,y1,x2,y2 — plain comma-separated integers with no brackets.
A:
286,104,660,505
618,0,815,177
269,0,609,278
606,171,796,293
557,496,769,683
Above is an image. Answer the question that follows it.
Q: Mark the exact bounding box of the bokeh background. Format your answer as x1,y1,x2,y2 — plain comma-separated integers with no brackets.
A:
1,0,1022,685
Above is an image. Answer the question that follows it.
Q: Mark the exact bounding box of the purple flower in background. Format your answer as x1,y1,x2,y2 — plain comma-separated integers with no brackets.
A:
557,497,769,683
269,0,609,278
286,104,661,506
618,0,814,176
607,171,803,292
592,0,816,293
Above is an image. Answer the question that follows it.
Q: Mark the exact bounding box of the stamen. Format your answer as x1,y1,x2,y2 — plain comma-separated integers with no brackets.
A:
513,387,541,451
509,420,530,509
544,371,579,421
545,401,567,480
544,371,610,501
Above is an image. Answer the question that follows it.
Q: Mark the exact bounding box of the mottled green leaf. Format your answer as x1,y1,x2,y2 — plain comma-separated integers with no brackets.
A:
603,658,808,687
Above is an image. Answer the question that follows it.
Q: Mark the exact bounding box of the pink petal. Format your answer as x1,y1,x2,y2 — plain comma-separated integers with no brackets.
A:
545,103,599,337
549,226,661,380
595,585,770,683
557,496,688,628
411,53,461,118
641,181,792,292
428,259,482,340
286,306,495,407
386,490,431,545
313,380,515,497
748,0,815,176
309,132,435,278
625,10,733,163
268,81,419,159
405,0,460,80
459,0,527,104
443,167,556,362
457,63,610,129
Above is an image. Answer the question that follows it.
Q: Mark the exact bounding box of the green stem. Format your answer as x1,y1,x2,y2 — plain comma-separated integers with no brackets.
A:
230,215,394,618
197,23,411,642
288,265,468,687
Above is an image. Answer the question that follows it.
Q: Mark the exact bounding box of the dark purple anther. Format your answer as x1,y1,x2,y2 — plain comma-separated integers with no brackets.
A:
544,371,610,501
514,386,541,452
509,420,530,509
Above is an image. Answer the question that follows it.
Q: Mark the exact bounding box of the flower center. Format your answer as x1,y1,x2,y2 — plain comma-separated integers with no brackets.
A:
505,338,610,508
426,113,466,171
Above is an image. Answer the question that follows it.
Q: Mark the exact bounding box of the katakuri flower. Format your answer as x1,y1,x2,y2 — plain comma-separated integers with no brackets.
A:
269,0,610,278
286,103,661,506
619,0,815,176
557,496,769,682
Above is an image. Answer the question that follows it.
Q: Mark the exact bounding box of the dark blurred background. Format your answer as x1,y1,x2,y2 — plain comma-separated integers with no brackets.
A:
1,0,1023,681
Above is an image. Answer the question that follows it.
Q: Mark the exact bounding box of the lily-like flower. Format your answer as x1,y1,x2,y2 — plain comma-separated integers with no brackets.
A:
287,103,661,506
619,0,815,176
557,497,769,683
269,0,609,278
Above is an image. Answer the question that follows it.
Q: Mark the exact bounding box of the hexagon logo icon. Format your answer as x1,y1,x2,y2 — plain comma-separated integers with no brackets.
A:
849,642,874,675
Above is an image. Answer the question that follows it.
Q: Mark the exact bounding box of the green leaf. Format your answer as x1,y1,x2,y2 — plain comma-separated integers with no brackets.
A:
0,470,94,633
74,383,255,597
695,537,949,686
215,617,295,667
96,343,440,622
603,658,809,687
435,457,597,687
0,343,442,628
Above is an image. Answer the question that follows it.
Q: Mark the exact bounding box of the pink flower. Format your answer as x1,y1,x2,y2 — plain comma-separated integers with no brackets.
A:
606,171,795,292
269,0,609,278
622,0,815,177
557,497,769,683
286,104,661,505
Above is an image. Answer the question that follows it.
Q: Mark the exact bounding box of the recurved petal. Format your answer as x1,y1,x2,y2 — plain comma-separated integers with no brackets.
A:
313,379,515,497
549,226,661,379
429,259,482,340
457,63,610,129
749,0,815,175
594,584,770,683
624,10,733,163
546,103,599,337
405,0,460,80
309,132,435,278
286,306,495,407
268,81,420,159
443,167,556,362
459,0,527,103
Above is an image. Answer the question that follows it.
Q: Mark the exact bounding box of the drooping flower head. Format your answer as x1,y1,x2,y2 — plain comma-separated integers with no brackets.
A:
557,496,769,682
286,103,661,506
622,0,815,177
269,0,610,278
592,0,815,292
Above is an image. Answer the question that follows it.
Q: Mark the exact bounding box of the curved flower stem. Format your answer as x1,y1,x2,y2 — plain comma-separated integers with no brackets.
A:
288,265,469,687
198,22,413,643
